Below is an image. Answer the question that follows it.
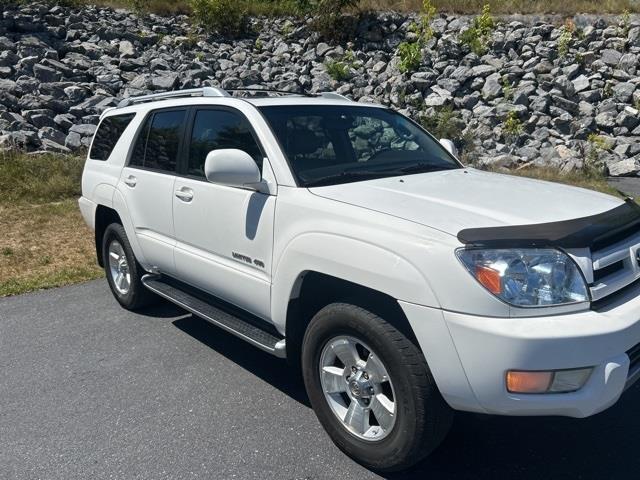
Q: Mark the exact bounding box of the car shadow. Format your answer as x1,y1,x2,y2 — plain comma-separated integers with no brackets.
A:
388,382,640,480
171,315,310,407
167,309,640,479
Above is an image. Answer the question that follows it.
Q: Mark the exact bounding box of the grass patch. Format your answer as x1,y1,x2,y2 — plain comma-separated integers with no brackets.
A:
0,151,85,204
0,152,102,297
486,166,626,198
0,200,103,297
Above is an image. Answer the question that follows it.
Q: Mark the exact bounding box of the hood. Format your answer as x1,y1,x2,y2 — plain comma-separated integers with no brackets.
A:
309,168,624,237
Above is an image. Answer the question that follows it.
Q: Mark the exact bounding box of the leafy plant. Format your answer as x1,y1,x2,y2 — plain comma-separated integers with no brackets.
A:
189,0,248,36
325,50,360,80
503,111,523,140
397,41,422,74
310,0,360,40
254,38,264,52
502,75,513,101
420,106,465,140
125,0,148,14
558,18,575,58
395,0,436,74
620,9,631,37
460,3,494,56
585,134,612,177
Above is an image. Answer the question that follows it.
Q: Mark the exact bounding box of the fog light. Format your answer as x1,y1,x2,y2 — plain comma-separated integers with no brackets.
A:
506,368,592,394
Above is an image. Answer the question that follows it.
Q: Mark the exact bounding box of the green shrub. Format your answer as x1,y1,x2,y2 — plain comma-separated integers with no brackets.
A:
503,110,523,139
189,0,248,36
397,41,422,74
420,106,465,140
310,0,360,40
325,50,358,81
558,19,575,58
460,3,494,55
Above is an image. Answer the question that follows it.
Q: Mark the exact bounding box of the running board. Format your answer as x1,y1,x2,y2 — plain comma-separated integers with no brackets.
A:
142,274,286,358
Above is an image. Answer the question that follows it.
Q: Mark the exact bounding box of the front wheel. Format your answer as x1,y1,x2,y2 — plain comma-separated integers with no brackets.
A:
301,303,453,472
102,223,156,310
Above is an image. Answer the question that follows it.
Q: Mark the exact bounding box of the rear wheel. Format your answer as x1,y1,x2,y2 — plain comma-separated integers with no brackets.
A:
301,303,453,472
102,223,156,310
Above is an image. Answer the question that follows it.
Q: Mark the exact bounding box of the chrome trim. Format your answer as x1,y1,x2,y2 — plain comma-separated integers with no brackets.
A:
117,87,230,108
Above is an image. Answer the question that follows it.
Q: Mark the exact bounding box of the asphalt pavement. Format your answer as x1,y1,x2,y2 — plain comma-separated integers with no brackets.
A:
1,280,639,480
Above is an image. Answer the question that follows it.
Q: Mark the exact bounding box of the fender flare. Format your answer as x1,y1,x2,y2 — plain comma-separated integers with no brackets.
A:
271,232,440,333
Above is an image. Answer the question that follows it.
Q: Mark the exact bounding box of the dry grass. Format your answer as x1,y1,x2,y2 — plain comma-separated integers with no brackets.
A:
85,0,640,16
361,0,640,14
0,200,103,296
487,165,628,198
0,152,103,297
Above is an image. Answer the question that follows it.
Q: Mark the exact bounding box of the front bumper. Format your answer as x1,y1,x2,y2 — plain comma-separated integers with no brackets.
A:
400,281,640,418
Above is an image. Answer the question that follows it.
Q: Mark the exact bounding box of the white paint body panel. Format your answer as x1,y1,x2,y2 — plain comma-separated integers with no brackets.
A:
80,94,640,419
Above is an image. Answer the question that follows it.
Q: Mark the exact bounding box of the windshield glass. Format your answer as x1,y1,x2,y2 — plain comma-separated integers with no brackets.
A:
259,105,461,187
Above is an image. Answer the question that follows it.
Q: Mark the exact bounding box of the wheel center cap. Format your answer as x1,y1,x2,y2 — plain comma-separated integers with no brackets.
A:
349,380,361,398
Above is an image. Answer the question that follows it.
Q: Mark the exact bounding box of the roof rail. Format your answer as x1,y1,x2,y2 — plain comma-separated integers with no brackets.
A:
318,92,350,101
117,87,230,108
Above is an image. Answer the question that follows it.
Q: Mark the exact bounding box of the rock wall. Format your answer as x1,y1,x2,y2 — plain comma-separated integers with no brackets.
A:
1,2,639,176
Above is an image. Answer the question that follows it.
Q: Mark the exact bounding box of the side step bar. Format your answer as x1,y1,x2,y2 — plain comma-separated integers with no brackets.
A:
142,274,286,358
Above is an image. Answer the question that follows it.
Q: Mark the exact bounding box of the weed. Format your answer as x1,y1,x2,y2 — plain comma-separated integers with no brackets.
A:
255,38,264,51
620,9,631,36
558,18,575,58
585,133,612,176
459,2,494,55
189,0,248,36
502,75,513,101
397,41,422,73
420,106,465,140
310,0,360,40
325,50,359,81
503,111,523,140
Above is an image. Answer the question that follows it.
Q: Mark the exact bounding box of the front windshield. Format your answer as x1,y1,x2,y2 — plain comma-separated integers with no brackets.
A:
259,105,461,187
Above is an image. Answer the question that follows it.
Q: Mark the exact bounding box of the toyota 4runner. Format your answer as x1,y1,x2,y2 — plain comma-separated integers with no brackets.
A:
79,87,640,472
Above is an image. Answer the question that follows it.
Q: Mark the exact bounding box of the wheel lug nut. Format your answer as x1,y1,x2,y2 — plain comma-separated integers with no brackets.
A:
363,373,369,380
351,366,357,373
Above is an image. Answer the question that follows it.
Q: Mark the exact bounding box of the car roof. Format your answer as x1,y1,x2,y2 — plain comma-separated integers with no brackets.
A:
101,88,385,118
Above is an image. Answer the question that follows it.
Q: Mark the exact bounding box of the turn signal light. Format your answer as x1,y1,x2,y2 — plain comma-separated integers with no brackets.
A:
506,368,593,394
506,371,553,394
475,265,502,294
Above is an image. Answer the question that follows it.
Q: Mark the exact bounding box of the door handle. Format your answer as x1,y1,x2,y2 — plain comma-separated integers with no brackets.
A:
124,175,137,188
174,188,194,202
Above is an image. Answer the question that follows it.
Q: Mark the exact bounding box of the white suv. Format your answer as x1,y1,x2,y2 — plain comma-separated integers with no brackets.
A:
80,87,640,472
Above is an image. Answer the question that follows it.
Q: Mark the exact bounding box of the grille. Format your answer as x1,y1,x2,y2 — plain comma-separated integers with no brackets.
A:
589,229,640,305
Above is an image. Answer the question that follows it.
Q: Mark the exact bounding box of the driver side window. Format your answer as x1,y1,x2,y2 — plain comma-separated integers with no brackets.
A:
188,109,263,178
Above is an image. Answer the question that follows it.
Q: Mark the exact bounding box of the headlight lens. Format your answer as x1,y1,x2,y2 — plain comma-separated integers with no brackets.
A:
456,248,589,307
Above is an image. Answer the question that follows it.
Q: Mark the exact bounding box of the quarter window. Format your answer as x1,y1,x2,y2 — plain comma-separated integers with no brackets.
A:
130,109,186,172
89,113,135,161
188,109,263,177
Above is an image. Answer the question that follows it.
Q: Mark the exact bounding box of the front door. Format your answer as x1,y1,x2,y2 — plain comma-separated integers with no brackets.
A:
118,108,187,276
172,107,275,320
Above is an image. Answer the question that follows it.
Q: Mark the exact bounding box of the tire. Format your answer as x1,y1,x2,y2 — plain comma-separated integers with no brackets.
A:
301,303,453,472
101,223,156,310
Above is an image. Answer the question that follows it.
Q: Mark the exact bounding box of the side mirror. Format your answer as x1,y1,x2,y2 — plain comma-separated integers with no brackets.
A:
439,138,458,158
204,149,262,190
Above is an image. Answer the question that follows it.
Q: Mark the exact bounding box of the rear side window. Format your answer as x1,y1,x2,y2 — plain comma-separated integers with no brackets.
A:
129,109,186,172
89,113,135,161
188,109,263,177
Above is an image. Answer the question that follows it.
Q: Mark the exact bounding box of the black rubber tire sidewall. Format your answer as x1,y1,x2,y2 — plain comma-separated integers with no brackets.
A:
301,303,452,472
101,223,154,310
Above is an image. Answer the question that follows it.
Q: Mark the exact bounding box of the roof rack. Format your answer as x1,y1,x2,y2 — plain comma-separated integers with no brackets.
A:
117,87,230,108
117,87,351,108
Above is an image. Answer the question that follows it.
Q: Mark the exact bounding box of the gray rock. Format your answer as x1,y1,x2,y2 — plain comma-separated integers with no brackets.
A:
482,73,502,100
609,158,640,176
612,82,636,102
33,64,62,83
601,49,622,66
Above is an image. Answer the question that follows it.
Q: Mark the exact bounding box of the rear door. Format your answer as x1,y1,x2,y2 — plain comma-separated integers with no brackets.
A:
118,108,187,276
172,107,275,320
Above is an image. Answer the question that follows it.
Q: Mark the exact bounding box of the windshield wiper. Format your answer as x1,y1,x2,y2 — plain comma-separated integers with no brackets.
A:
396,163,458,174
304,170,392,187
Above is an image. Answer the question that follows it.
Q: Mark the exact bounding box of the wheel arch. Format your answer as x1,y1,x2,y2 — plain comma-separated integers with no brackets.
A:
284,271,421,369
94,205,122,267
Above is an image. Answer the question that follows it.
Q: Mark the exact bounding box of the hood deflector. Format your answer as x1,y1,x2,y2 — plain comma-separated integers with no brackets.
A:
457,199,640,250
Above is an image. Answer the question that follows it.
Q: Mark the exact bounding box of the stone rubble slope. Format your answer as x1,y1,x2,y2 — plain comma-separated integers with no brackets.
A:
0,2,639,176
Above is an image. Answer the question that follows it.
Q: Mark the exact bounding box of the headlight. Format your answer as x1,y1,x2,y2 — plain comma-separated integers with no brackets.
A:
456,248,589,307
